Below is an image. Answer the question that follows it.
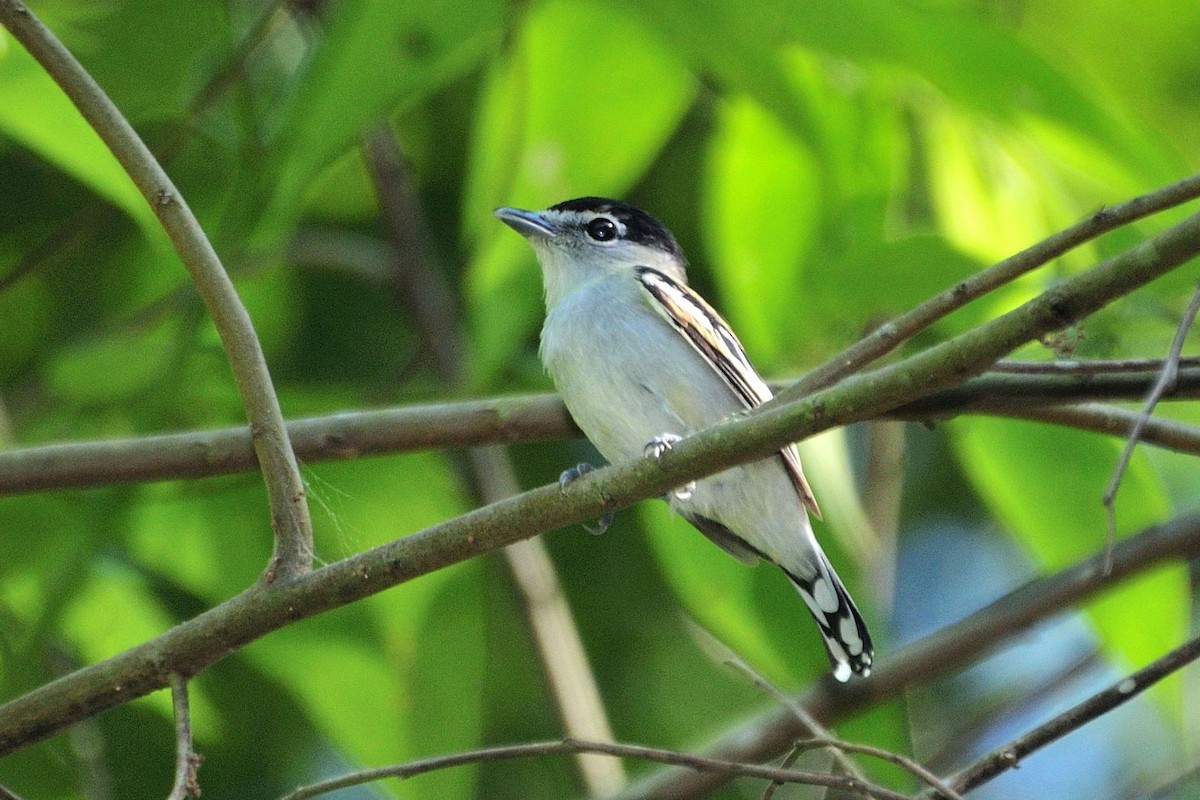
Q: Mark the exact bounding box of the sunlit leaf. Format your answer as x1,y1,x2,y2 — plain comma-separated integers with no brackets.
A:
617,0,819,144
0,35,164,242
42,318,180,405
265,0,502,236
463,0,694,386
703,94,819,367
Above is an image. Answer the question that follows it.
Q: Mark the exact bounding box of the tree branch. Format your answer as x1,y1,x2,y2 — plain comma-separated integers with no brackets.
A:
279,738,910,800
693,624,962,800
783,170,1200,398
1103,281,1200,570
3,365,1200,496
0,204,1196,758
988,403,1200,456
928,635,1200,798
614,510,1200,799
166,674,201,800
0,1,313,578
0,396,574,494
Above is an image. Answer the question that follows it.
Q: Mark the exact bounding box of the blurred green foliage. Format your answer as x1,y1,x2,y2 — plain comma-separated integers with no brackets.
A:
1,0,1198,798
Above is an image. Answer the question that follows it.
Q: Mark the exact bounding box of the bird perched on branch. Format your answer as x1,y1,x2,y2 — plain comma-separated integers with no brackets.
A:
496,197,872,681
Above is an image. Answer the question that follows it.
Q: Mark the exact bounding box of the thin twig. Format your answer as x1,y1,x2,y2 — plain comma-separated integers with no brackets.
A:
688,622,867,781
761,742,805,800
166,674,201,800
612,512,1200,800
994,403,1200,457
779,171,1200,401
1102,281,1200,573
0,784,28,800
919,647,1102,775
929,635,1200,798
690,624,963,800
994,356,1200,374
362,126,623,796
278,738,911,800
0,2,313,579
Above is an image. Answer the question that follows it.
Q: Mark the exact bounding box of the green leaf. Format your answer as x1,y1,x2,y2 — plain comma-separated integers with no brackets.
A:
815,233,986,337
265,0,502,235
42,0,224,121
703,94,820,368
249,611,405,771
61,563,179,719
616,0,819,145
127,478,270,600
463,0,695,385
0,35,164,242
401,564,486,799
42,318,180,405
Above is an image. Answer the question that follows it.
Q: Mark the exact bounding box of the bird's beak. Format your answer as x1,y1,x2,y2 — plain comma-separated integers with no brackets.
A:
494,207,557,239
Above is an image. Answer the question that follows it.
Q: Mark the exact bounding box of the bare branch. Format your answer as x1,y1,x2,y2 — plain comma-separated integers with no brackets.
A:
613,511,1200,799
0,783,28,800
692,623,962,800
994,356,1200,374
0,1,312,578
687,622,868,782
930,635,1200,798
278,738,911,800
0,396,574,495
995,403,1200,457
782,171,1200,399
1103,281,1200,571
166,675,201,800
4,365,1200,497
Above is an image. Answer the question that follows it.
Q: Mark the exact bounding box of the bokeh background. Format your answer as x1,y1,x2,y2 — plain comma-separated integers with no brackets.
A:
1,1,1199,797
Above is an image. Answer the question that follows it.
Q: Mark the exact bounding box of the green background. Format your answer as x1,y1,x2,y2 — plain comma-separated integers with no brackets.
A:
1,0,1198,797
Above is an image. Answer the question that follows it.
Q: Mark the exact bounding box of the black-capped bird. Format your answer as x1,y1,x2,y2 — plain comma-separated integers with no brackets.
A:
496,197,873,681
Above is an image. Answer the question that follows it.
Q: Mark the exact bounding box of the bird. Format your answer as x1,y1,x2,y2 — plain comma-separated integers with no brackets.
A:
495,197,873,681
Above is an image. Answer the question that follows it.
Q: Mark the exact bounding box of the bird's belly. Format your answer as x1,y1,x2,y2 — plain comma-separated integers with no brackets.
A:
541,303,742,464
540,295,812,571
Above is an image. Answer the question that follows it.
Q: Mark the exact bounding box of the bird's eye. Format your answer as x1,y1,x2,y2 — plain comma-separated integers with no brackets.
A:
585,217,618,242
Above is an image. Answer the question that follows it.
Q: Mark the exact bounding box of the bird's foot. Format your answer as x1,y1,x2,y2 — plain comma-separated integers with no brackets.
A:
582,511,614,536
559,462,613,535
643,433,695,501
559,462,596,492
643,433,683,460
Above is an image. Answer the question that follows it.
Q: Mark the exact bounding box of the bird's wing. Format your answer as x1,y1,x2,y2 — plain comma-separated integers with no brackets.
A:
635,266,821,518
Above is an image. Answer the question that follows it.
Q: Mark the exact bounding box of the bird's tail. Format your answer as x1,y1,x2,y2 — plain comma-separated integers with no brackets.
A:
784,556,873,682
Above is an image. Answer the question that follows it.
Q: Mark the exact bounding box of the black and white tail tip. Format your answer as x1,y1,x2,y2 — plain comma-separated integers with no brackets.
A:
788,566,873,682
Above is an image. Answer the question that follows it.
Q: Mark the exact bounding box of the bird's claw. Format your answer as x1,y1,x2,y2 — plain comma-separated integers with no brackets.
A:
559,462,596,493
643,433,695,501
559,462,614,535
644,433,683,460
583,511,614,536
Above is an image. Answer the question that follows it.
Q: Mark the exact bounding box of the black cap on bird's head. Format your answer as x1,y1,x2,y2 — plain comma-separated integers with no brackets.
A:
495,197,684,261
546,197,685,261
494,197,689,305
